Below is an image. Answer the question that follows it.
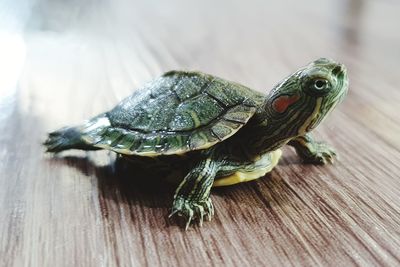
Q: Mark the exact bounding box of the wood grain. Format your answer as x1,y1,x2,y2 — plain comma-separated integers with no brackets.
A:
1,0,400,266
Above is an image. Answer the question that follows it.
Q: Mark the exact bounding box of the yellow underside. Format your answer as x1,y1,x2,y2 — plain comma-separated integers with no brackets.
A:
213,149,282,187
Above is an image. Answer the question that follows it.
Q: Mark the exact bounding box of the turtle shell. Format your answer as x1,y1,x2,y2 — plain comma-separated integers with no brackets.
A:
80,71,265,156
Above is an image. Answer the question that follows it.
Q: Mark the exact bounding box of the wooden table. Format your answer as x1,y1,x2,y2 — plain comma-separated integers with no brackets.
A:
1,0,400,266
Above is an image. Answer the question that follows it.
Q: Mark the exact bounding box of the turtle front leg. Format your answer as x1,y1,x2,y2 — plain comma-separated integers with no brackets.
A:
170,157,219,229
288,133,336,164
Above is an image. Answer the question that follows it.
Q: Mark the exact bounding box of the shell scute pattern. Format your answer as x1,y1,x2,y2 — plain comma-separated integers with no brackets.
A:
211,124,233,140
173,74,209,102
149,76,176,98
83,71,263,156
205,78,243,107
223,105,257,123
170,95,224,131
148,95,179,131
112,131,138,150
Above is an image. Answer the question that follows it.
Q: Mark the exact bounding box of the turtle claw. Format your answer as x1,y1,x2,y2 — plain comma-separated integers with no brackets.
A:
184,207,194,230
306,143,337,165
170,197,214,229
168,209,179,218
194,204,205,227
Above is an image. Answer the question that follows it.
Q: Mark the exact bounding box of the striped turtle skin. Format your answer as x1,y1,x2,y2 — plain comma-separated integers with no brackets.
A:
44,58,349,229
79,71,265,156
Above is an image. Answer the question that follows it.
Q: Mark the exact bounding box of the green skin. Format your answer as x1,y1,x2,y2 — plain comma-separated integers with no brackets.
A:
44,58,348,229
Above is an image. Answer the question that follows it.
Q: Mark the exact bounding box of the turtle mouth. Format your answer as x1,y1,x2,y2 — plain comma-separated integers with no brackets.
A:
306,88,346,132
305,96,336,132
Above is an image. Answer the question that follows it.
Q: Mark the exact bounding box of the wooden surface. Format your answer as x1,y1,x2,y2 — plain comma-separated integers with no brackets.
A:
1,0,400,266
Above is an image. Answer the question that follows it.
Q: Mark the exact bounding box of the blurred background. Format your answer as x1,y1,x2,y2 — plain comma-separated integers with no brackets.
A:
1,0,400,266
1,0,399,120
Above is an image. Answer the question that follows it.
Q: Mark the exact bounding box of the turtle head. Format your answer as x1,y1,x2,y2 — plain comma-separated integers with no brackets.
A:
265,58,348,136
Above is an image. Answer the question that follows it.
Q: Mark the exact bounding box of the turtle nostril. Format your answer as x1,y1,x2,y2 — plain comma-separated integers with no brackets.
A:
332,65,344,75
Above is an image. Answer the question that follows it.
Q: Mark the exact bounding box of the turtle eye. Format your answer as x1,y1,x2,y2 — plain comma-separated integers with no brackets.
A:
314,79,328,90
304,78,331,96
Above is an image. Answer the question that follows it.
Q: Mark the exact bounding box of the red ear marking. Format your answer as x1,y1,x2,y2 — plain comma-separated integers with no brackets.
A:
272,94,300,113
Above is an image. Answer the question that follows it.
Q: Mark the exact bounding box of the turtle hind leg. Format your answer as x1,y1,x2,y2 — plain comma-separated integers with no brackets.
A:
44,127,100,153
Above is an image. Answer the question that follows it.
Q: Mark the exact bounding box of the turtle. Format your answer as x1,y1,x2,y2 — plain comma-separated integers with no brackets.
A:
44,58,348,229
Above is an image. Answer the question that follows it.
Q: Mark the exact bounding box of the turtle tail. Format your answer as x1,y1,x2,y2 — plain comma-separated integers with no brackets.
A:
44,126,100,153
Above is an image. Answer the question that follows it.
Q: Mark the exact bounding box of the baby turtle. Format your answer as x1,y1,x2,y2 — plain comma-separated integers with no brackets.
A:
45,58,348,229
